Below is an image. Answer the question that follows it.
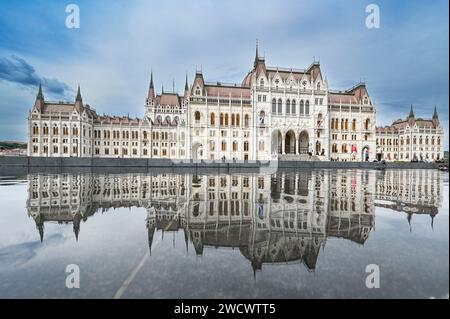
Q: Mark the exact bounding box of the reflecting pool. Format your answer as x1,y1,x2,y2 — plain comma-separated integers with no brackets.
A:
0,169,448,298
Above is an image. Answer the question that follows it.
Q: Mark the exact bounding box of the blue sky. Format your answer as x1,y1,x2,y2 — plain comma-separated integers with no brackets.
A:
0,0,448,149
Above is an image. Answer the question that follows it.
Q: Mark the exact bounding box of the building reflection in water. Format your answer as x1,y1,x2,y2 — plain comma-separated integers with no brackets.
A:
26,169,443,272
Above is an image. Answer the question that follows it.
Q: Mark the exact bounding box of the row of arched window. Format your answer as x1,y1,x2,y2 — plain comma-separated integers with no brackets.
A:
210,141,250,152
194,111,252,127
271,98,310,115
331,118,371,131
33,123,79,136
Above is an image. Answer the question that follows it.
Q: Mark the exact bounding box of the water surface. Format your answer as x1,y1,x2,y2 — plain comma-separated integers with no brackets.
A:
0,169,448,299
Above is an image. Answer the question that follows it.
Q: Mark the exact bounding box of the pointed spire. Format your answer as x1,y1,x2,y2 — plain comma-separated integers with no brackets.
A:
408,104,414,118
433,105,439,119
37,223,44,243
185,73,189,92
161,84,164,94
147,71,155,101
76,85,82,102
254,39,259,68
37,83,44,100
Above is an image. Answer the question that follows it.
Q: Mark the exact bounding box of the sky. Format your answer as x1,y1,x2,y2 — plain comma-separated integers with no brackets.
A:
0,0,448,149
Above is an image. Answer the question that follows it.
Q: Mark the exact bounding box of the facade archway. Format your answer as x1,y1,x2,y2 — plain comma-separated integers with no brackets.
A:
299,131,309,154
285,130,296,154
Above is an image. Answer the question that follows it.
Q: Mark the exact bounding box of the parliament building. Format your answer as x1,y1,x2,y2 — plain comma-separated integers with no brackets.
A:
27,46,443,162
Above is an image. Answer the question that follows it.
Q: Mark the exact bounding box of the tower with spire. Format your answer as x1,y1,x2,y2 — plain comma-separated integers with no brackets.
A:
147,71,155,104
432,105,440,128
33,83,45,112
408,104,415,126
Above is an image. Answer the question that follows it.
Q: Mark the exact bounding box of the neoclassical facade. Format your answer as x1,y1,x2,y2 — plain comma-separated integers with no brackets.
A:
376,106,444,161
27,46,441,162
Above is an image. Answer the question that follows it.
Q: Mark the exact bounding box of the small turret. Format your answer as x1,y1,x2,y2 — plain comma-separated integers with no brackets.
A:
33,83,45,111
432,105,440,128
74,85,83,111
184,73,189,99
408,104,415,126
147,71,155,103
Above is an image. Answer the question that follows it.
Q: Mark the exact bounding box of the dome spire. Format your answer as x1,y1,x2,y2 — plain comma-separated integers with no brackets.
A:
254,39,259,68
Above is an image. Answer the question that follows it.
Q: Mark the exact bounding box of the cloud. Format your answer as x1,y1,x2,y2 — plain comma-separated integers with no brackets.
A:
0,55,73,98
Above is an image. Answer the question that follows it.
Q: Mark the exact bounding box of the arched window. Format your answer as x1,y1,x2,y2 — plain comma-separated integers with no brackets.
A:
317,82,321,90
236,114,240,126
345,119,348,130
365,119,370,130
244,141,249,152
231,114,235,126
233,141,238,152
195,111,201,122
277,99,282,114
272,98,277,113
220,113,224,126
260,79,264,87
300,100,304,115
291,99,296,114
352,119,356,131
305,100,310,115
244,114,250,127
165,116,171,123
331,119,335,129
33,124,39,135
438,137,441,145
221,141,227,151
210,113,215,126
286,99,291,114
225,113,229,126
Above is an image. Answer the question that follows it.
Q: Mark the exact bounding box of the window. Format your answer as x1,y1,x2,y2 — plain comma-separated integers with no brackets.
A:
244,114,250,127
221,141,227,151
317,82,321,90
195,111,201,122
210,113,215,126
233,141,238,152
220,113,224,126
352,119,356,131
277,99,282,114
300,100,304,115
305,100,310,115
244,141,249,152
272,98,277,113
286,99,290,114
291,100,296,114
260,79,264,87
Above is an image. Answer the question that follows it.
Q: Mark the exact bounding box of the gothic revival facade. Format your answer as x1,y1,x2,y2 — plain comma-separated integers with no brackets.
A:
27,46,441,162
26,169,442,270
376,106,444,161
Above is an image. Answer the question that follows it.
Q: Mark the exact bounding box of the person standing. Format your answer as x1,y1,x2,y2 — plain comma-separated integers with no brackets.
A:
376,145,382,162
